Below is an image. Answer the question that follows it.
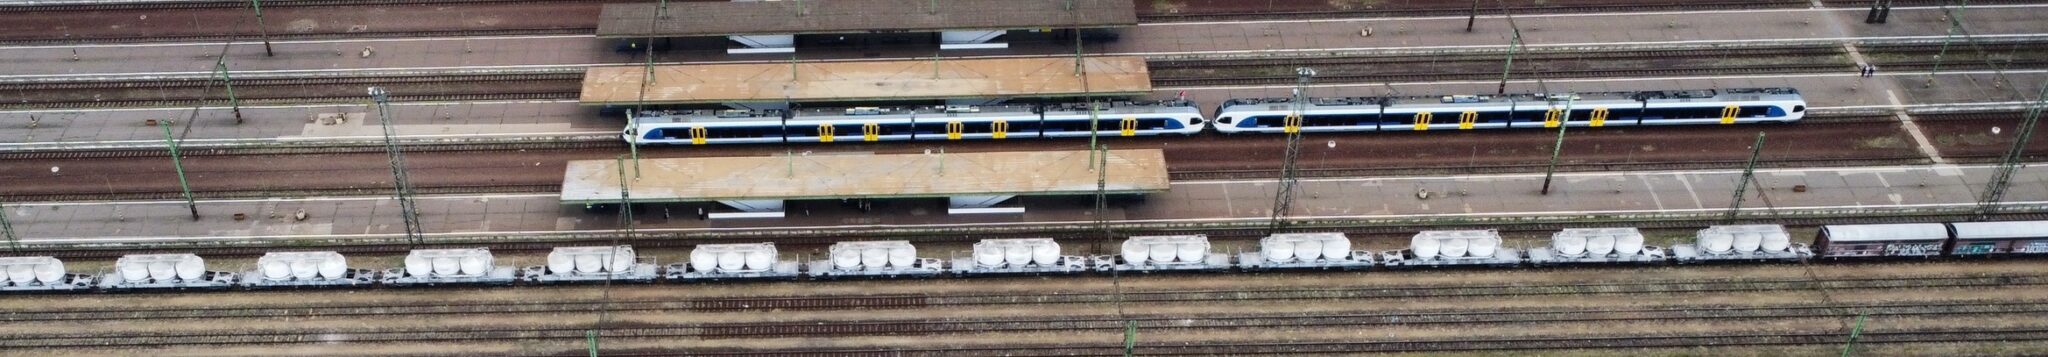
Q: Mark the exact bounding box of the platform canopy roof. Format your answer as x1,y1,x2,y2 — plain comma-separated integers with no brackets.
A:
560,149,1169,205
597,0,1137,38
579,56,1152,105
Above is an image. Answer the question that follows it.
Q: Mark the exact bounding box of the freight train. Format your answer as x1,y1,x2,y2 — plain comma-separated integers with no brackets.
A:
4,220,2038,293
623,87,1805,145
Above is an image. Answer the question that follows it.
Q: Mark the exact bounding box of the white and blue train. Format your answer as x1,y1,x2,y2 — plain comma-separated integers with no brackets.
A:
621,87,1805,145
1212,87,1807,134
626,100,1206,145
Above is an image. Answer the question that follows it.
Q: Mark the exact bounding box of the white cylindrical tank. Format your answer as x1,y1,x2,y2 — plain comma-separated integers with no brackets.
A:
1733,232,1763,252
432,257,460,275
1412,235,1441,258
148,261,176,280
1761,231,1791,252
4,265,27,284
690,250,717,272
35,260,64,284
459,256,489,276
743,250,772,270
974,245,1004,266
1469,236,1499,257
1176,242,1204,262
1440,237,1470,258
574,254,602,273
1615,233,1645,255
548,253,575,274
609,248,636,273
1293,240,1323,261
888,246,915,268
860,248,888,268
1701,232,1735,254
1003,245,1031,265
1263,240,1295,262
1321,237,1351,260
1586,234,1615,255
718,251,745,271
831,249,860,269
175,258,204,281
1121,239,1150,264
319,258,347,279
1031,243,1059,266
290,259,318,279
120,263,148,282
260,260,290,280
405,255,431,277
1148,243,1175,263
1554,234,1588,255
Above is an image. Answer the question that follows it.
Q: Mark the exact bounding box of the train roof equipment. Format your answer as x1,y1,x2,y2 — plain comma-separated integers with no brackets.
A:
561,149,1169,218
1672,225,1813,263
1098,235,1230,273
1382,230,1521,268
524,246,658,283
580,56,1150,106
951,238,1087,276
672,243,802,281
384,248,517,286
1528,228,1667,266
0,256,90,292
807,241,943,279
99,254,235,290
241,251,373,288
1238,233,1372,271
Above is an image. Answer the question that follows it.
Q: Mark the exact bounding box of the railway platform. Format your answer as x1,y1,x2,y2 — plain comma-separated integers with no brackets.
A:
597,0,1134,53
560,149,1169,218
11,163,2047,246
577,56,1152,108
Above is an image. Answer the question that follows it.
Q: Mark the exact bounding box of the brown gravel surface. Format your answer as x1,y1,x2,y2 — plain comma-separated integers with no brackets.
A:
4,260,2047,355
0,121,1922,198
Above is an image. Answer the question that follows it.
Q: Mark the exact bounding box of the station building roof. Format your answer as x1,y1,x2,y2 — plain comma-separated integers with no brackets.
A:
559,149,1170,205
578,56,1152,105
596,0,1137,38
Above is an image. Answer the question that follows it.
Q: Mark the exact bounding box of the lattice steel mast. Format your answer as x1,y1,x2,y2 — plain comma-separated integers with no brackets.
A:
1978,83,2048,217
368,87,424,246
1267,68,1315,234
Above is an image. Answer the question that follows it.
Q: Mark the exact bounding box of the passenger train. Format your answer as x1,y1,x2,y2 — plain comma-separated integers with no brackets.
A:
627,100,1206,145
4,219,2040,293
623,88,1806,145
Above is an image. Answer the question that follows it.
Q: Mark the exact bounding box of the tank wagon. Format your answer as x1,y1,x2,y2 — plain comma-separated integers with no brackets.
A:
6,220,2041,294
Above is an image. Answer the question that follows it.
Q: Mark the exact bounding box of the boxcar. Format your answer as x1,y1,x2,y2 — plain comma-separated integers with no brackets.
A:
1815,223,1950,258
1947,221,2048,256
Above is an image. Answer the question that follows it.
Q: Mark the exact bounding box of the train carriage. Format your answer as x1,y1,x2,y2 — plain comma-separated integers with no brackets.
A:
1212,88,1806,134
1947,220,2048,256
1815,223,1951,258
627,100,1204,145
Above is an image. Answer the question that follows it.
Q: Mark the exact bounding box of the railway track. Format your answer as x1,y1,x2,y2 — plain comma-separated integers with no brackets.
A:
0,72,583,110
676,328,2048,356
16,41,2030,109
1150,42,2048,87
8,273,2041,323
3,276,2043,349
